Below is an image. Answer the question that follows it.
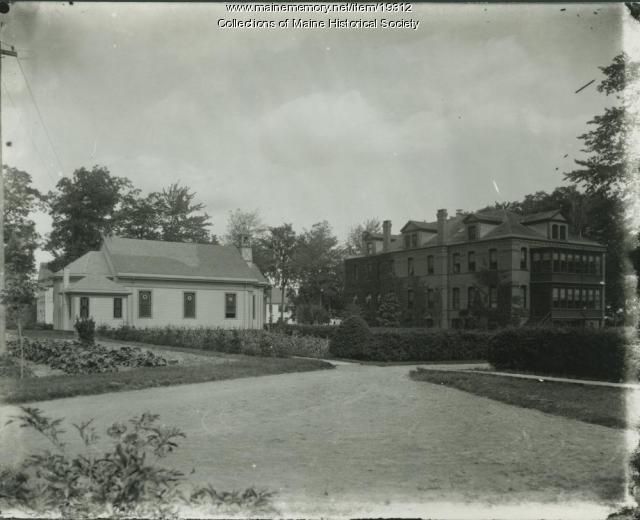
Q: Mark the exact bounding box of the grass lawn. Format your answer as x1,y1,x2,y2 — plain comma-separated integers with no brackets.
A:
0,356,334,404
409,368,628,429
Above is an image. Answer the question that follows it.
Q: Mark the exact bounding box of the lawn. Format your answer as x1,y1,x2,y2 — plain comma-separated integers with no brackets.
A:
409,368,628,429
0,356,334,404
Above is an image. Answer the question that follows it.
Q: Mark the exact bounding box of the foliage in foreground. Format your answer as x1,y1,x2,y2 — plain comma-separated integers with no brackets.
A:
7,337,167,375
0,407,275,518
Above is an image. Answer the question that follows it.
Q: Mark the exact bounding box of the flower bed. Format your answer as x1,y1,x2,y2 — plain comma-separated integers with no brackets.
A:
7,338,168,375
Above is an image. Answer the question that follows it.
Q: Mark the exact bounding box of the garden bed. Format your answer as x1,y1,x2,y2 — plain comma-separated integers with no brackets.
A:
409,368,628,429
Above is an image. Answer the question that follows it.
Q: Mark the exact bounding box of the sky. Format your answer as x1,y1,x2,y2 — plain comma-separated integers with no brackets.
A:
0,2,627,266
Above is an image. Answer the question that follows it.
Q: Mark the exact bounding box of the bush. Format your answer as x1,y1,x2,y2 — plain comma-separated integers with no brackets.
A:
487,327,628,382
277,323,337,340
74,316,95,344
97,325,330,359
0,407,275,518
329,316,373,359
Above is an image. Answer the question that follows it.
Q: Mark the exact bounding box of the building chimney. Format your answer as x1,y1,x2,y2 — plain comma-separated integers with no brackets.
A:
382,220,391,252
437,209,448,245
63,267,70,289
239,235,253,266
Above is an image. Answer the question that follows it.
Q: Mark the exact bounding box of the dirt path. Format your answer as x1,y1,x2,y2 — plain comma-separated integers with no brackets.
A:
0,363,627,518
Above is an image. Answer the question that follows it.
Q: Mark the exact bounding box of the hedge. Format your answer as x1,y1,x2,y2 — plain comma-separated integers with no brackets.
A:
486,327,628,382
96,325,329,359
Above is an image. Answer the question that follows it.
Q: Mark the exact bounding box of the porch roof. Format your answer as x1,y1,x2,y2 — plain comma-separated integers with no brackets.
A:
62,275,131,295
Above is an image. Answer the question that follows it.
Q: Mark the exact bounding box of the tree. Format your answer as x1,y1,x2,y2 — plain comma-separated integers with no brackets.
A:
2,167,43,355
46,166,132,272
255,224,298,324
345,219,381,256
113,190,161,241
376,292,401,327
223,209,266,246
293,221,345,319
151,183,213,243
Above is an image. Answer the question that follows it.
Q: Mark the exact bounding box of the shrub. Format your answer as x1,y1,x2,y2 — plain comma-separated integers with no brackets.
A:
97,325,330,359
487,327,628,382
74,316,96,344
329,316,373,359
277,324,337,340
0,407,275,518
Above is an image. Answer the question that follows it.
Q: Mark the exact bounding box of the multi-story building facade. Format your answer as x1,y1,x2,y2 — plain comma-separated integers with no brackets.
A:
344,208,606,328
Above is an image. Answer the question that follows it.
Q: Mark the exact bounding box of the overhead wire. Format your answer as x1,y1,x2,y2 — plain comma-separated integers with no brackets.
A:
15,56,65,176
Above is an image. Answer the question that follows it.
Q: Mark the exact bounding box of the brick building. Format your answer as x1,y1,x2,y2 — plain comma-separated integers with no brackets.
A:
344,208,606,328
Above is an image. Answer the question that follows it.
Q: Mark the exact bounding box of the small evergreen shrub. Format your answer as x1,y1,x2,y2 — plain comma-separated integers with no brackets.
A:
487,327,628,382
329,316,373,359
74,317,95,344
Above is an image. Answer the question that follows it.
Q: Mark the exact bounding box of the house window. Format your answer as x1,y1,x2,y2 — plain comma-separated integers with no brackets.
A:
542,251,551,272
595,255,601,275
568,253,575,273
252,294,256,319
560,226,567,240
225,293,237,319
404,235,411,249
113,297,122,319
408,257,414,276
489,249,497,270
552,224,559,239
411,233,418,248
452,253,460,274
80,297,89,319
587,288,595,309
467,287,477,308
468,251,476,272
560,252,567,272
595,287,601,309
489,286,497,308
184,292,196,319
553,251,560,272
427,255,434,275
520,285,527,309
552,288,559,308
468,225,477,240
139,290,152,318
520,247,527,270
532,252,541,273
452,287,460,310
567,288,575,308
427,288,434,309
559,288,567,308
589,255,596,275
367,242,374,255
407,289,414,309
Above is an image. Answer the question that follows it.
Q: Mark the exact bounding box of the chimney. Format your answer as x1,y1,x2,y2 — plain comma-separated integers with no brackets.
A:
437,209,448,245
382,220,391,252
63,267,70,289
239,235,253,266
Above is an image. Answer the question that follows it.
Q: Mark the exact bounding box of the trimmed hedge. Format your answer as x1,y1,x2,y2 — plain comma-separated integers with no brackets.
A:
96,325,329,359
329,316,373,359
487,327,628,382
276,324,337,340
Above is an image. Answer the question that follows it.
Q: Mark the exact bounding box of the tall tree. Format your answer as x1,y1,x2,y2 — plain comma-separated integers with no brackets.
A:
2,167,43,355
223,209,266,247
151,183,213,243
113,189,161,241
46,166,132,271
563,53,640,310
344,218,381,256
255,224,298,324
293,221,345,319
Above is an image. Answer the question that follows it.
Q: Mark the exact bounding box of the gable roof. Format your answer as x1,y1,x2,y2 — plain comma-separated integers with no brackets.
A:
520,209,566,224
400,220,438,233
102,236,268,283
55,251,112,277
63,275,131,295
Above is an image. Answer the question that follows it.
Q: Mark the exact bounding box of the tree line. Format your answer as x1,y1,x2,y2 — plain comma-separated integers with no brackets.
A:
2,52,638,327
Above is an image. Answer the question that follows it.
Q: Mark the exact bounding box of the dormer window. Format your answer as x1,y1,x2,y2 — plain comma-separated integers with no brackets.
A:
552,224,559,239
411,233,418,248
560,226,567,240
366,242,374,255
468,225,477,241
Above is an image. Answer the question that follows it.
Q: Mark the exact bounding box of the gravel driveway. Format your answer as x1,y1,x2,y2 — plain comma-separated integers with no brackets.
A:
0,362,628,518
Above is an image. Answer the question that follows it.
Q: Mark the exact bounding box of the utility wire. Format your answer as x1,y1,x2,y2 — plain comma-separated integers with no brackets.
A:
15,56,65,176
2,78,59,185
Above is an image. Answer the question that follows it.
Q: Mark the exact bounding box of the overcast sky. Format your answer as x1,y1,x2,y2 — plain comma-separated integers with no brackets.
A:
1,2,626,265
